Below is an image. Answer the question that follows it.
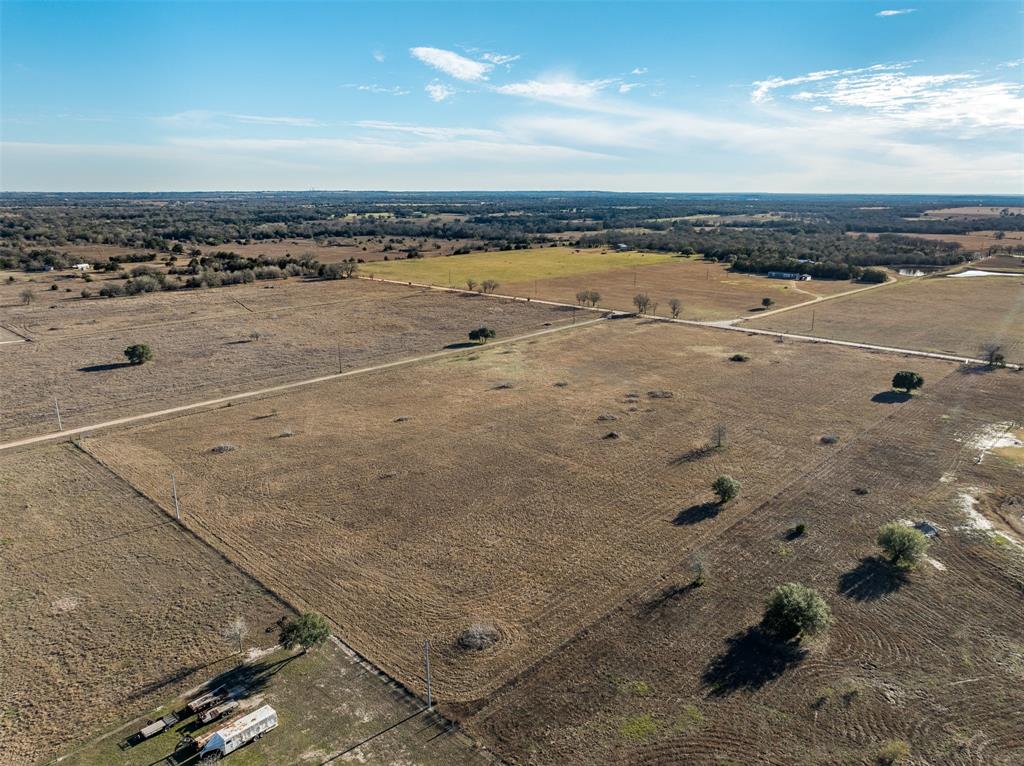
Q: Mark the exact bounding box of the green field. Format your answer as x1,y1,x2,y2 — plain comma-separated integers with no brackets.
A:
367,246,677,287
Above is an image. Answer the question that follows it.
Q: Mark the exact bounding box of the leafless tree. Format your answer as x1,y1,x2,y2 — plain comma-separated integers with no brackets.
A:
586,290,601,307
222,616,250,654
481,279,499,294
712,424,727,450
576,289,589,306
20,288,33,305
669,298,682,319
980,343,1005,368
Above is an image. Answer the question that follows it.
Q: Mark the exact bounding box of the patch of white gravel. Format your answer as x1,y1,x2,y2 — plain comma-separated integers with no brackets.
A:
927,557,947,571
956,489,991,530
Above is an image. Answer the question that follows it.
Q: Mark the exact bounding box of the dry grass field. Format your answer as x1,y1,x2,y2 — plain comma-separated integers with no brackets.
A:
0,443,289,766
83,319,958,711
921,206,1024,218
0,279,570,440
502,260,858,320
746,276,1024,362
367,245,677,285
469,367,1024,765
848,230,1024,254
368,247,862,319
191,236,485,264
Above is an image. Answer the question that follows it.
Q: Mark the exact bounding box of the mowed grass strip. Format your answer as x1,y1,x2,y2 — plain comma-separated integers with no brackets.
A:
367,246,676,287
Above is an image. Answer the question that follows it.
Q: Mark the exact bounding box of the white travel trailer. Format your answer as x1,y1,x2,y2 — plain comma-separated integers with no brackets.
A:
197,704,278,761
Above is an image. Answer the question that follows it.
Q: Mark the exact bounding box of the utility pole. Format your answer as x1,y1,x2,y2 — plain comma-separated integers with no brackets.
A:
172,474,181,521
423,640,432,711
810,309,816,333
633,269,637,287
53,398,63,431
336,344,342,374
572,306,576,325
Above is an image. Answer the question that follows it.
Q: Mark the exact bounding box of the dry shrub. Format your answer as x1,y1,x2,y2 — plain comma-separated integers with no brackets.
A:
210,443,237,454
458,623,500,651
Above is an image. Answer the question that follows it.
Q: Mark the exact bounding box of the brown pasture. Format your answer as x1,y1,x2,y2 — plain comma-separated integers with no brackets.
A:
0,444,289,766
195,236,486,264
469,366,1024,765
504,258,858,320
745,276,1024,362
0,279,571,440
83,319,958,710
848,229,1024,253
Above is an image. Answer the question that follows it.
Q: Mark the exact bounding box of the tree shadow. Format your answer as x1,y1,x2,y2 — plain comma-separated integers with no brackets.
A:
670,444,715,465
871,391,911,404
958,363,1001,376
640,581,698,615
79,361,132,372
838,556,908,601
672,502,721,525
444,341,478,349
702,626,807,696
747,306,768,313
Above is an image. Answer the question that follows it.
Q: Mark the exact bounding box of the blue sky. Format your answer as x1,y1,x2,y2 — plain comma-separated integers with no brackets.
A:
2,1,1022,192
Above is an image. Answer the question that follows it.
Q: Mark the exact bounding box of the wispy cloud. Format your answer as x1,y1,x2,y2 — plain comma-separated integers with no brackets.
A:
425,82,455,102
751,63,909,103
372,50,385,62
757,64,1023,130
630,67,648,75
481,51,520,66
157,110,323,127
410,46,491,81
876,9,916,17
496,77,617,103
346,84,410,96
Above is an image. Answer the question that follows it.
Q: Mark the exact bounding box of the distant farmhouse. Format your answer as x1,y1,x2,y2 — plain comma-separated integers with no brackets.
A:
72,263,92,271
767,270,811,281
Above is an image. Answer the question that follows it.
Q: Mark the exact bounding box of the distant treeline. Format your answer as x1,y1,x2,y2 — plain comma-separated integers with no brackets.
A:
2,193,1022,256
579,229,969,271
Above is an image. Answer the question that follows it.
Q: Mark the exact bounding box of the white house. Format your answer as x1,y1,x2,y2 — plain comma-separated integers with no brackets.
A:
72,263,92,271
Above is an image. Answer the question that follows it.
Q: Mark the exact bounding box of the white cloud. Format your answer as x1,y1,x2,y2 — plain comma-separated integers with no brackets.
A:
372,50,385,62
410,47,491,81
496,77,616,103
425,82,455,102
756,64,1024,130
481,52,520,66
350,84,410,96
231,114,324,127
630,67,648,75
354,121,503,141
157,110,323,127
751,63,908,103
876,9,916,17
1000,58,1024,68
618,83,641,94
